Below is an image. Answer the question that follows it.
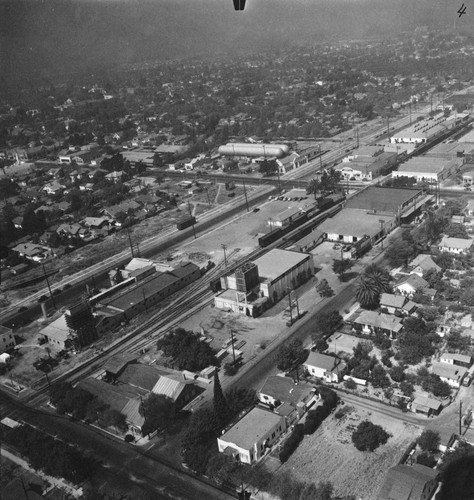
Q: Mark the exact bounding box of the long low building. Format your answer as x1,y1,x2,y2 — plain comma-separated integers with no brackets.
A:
393,157,460,184
318,209,395,245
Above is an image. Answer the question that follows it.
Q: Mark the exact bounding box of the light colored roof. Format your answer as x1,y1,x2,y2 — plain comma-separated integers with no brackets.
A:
125,257,155,272
346,187,421,214
432,362,467,381
152,375,190,401
121,398,145,427
380,293,406,309
353,310,403,333
396,274,429,291
440,353,472,364
319,209,393,239
304,352,341,371
439,236,474,250
276,206,302,222
397,157,451,174
219,407,284,450
253,249,310,282
41,315,71,343
409,254,441,272
412,396,442,410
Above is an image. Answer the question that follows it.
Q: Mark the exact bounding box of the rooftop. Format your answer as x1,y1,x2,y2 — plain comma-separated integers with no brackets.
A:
397,157,452,174
219,407,284,450
258,376,314,405
103,352,138,375
440,352,472,364
396,274,429,290
253,249,310,282
41,315,70,343
409,254,440,272
380,293,406,309
412,395,442,411
117,363,162,391
304,352,341,371
431,362,467,381
353,310,403,333
439,236,474,250
345,187,421,214
319,209,393,239
377,464,438,500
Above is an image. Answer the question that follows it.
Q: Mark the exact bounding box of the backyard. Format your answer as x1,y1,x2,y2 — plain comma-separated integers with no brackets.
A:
278,403,423,500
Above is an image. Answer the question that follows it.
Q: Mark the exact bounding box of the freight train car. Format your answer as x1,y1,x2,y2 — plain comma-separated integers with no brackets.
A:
176,216,196,230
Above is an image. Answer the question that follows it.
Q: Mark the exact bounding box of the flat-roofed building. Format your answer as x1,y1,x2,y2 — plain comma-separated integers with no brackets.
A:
271,206,304,228
0,326,16,354
217,407,286,464
392,157,460,184
318,208,395,245
253,249,314,302
390,112,451,144
411,396,443,417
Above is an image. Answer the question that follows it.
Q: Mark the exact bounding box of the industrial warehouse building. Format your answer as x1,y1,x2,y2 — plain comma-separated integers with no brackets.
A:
215,249,314,315
345,186,432,221
318,209,395,245
218,142,290,158
392,157,460,184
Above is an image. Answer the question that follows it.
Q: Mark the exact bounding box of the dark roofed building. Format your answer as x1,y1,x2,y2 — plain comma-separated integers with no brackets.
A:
258,376,315,411
103,352,138,379
377,464,439,500
117,363,162,391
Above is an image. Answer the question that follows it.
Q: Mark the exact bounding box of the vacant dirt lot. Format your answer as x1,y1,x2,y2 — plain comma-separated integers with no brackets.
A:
280,404,422,500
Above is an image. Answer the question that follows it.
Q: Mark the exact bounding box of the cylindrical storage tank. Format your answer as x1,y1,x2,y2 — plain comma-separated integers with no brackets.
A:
218,143,289,158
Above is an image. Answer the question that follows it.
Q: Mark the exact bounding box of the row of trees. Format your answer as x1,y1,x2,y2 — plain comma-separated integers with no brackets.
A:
306,169,342,199
2,424,93,483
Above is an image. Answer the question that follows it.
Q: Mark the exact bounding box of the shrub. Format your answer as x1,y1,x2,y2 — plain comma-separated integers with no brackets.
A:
279,424,304,463
352,420,390,452
224,362,238,376
344,378,357,390
417,451,437,468
124,434,135,443
418,430,441,453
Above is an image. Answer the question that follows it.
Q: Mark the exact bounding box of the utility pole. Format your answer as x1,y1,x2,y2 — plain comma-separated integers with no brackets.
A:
127,230,135,258
268,218,273,231
379,219,385,251
230,329,236,364
242,177,249,212
221,244,228,267
142,288,147,313
287,288,293,325
205,187,211,208
276,165,282,195
340,246,344,281
45,370,52,397
409,101,412,126
386,115,390,143
42,263,56,310
319,144,323,170
460,401,463,435
294,289,300,319
356,126,359,149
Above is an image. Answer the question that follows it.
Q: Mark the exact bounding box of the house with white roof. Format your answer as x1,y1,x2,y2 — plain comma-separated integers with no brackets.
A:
303,352,346,383
351,310,404,339
408,254,441,277
437,236,474,254
431,362,467,388
394,274,429,298
217,407,286,464
439,352,472,368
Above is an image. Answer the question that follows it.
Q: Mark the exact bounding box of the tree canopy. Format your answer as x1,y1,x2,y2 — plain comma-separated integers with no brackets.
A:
351,420,390,451
276,339,306,372
139,393,176,435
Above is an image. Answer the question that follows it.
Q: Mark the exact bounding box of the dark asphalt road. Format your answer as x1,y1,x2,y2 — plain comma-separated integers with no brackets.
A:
0,393,234,500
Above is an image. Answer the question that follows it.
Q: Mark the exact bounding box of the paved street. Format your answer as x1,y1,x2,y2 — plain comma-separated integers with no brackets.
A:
0,392,234,500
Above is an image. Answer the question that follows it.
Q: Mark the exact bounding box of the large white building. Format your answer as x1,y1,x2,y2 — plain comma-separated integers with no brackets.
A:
392,157,460,184
217,407,286,464
389,112,457,144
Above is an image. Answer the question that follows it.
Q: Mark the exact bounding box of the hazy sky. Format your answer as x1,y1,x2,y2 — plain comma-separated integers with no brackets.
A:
0,0,467,82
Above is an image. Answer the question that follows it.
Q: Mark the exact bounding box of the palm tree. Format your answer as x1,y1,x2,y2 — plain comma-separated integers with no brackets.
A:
355,264,391,309
364,264,391,294
355,275,380,309
306,177,322,200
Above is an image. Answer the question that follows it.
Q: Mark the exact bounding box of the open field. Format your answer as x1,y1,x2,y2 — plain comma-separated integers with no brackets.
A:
279,404,423,500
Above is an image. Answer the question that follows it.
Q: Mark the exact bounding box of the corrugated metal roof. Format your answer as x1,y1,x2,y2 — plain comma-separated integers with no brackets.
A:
152,376,186,401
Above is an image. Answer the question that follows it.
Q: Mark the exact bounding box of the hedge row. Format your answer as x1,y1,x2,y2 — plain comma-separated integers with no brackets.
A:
279,424,304,463
304,387,339,435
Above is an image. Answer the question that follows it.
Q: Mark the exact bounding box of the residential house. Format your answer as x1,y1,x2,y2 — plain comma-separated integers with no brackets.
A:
0,326,16,354
439,352,473,368
303,352,346,383
11,242,50,262
431,362,467,388
151,371,200,409
257,375,316,413
12,216,23,229
408,254,441,277
42,181,66,195
102,200,141,221
105,171,126,183
57,223,89,239
379,293,417,315
411,396,443,417
217,407,286,464
394,274,429,298
82,217,110,230
103,352,138,381
437,236,474,254
351,310,404,338
377,464,439,500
